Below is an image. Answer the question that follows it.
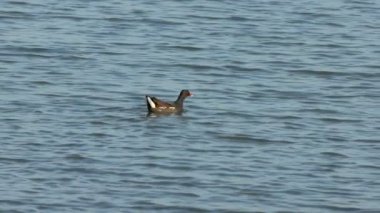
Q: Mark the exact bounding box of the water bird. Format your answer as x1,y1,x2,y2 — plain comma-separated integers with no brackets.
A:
146,90,192,114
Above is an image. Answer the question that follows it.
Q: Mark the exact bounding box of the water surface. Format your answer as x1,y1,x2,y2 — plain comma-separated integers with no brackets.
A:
1,0,380,212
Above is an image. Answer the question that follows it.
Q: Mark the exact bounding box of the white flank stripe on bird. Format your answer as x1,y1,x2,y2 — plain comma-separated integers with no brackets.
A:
147,96,156,108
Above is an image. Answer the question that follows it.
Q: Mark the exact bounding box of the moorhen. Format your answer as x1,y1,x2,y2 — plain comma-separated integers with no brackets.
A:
146,90,192,114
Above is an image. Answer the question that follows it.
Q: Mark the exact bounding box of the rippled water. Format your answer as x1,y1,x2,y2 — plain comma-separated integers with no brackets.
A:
1,0,380,212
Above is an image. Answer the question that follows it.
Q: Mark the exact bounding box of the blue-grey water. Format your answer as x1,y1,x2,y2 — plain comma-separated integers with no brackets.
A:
1,0,380,212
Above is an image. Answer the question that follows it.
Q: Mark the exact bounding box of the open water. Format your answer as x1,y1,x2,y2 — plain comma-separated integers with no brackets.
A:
1,0,380,212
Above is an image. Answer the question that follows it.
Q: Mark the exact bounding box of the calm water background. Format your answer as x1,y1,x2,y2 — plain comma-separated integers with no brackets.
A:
1,0,380,212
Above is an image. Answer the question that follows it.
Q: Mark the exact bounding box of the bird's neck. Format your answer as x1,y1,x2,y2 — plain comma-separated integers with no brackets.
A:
175,94,186,106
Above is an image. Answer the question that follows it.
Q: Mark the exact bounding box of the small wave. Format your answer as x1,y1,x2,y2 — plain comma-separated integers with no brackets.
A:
3,46,51,53
64,153,87,160
359,164,380,170
296,69,380,79
7,1,43,7
294,11,334,18
97,51,126,56
214,111,253,118
217,134,293,144
110,42,142,47
320,152,348,158
87,132,115,138
364,64,380,70
299,108,340,114
104,17,127,22
325,22,346,28
273,115,303,120
0,52,54,59
162,45,205,51
290,69,348,77
89,120,110,126
0,157,30,163
228,15,250,22
174,63,223,71
0,11,33,19
30,80,53,85
218,134,253,142
186,14,225,20
0,59,17,64
132,202,208,212
60,55,93,61
262,89,321,99
319,117,362,123
61,167,103,174
224,65,256,72
8,1,28,5
354,139,379,144
307,204,362,212
49,15,93,21
142,18,184,26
